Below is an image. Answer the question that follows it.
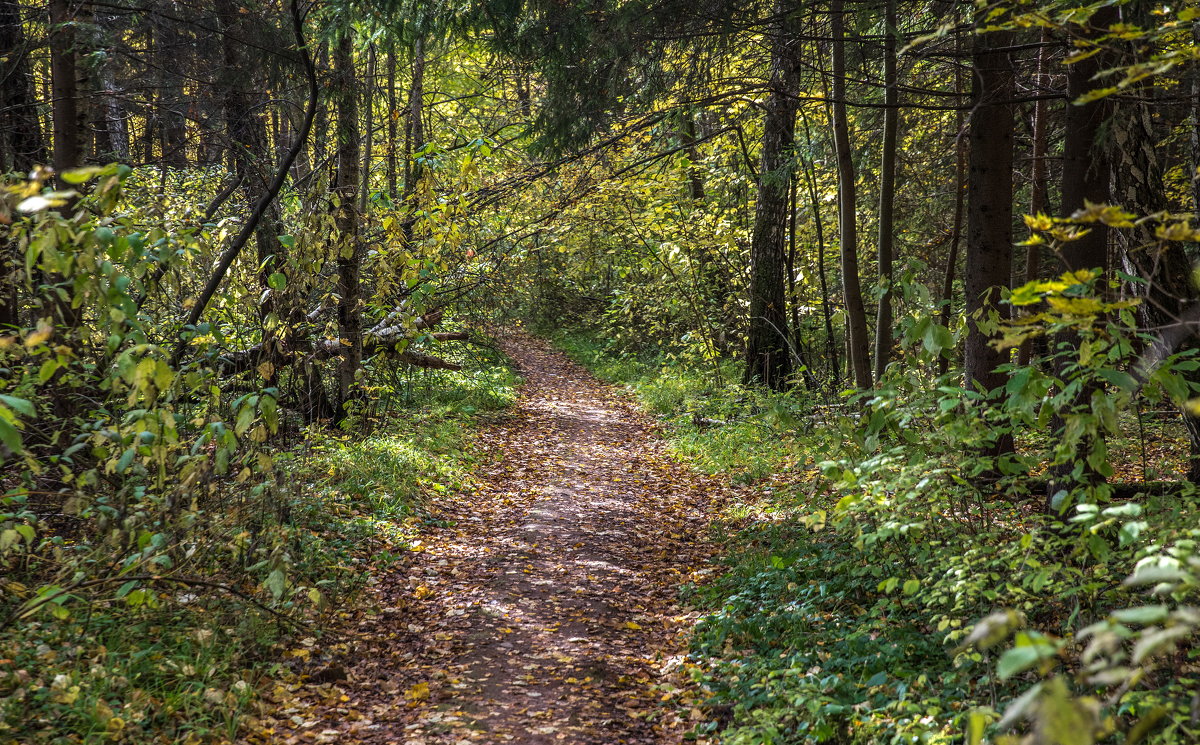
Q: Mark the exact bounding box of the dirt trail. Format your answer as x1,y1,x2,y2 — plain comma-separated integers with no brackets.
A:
260,335,723,744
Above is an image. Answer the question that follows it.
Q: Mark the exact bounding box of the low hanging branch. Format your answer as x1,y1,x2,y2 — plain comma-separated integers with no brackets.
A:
213,310,470,377
171,0,318,366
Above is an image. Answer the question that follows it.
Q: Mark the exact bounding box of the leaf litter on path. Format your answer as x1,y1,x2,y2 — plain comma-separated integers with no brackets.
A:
248,334,727,744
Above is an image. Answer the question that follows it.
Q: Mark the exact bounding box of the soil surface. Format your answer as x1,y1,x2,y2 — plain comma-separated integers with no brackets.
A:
257,334,724,744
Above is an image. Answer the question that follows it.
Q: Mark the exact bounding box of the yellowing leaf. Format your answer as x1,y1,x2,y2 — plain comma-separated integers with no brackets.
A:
624,621,642,630
405,682,430,703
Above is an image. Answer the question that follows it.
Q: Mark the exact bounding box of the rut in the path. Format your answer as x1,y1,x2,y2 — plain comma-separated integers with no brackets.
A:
256,335,722,745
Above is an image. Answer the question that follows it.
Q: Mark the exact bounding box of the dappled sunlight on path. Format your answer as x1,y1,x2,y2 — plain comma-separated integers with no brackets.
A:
253,333,724,744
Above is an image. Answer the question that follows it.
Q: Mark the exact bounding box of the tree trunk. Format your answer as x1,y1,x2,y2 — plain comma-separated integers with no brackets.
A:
832,0,872,390
1059,8,1116,274
0,0,47,329
1193,20,1200,219
215,0,287,381
963,23,1014,399
742,1,798,389
402,35,426,243
798,110,839,388
50,0,83,184
48,0,84,332
937,28,966,380
1110,1,1200,481
360,43,376,213
873,0,898,381
333,30,363,416
1018,28,1052,367
387,43,399,200
94,35,129,163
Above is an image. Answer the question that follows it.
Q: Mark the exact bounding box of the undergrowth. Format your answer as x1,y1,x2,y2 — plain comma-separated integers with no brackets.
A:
552,324,1200,745
1,357,517,744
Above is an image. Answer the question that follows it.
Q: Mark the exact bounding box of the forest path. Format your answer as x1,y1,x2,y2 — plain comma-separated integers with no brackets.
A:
260,334,723,744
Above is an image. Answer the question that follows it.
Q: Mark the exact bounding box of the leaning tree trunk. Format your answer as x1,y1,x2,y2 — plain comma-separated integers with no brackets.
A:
831,0,872,389
333,30,363,418
799,111,839,388
743,1,799,390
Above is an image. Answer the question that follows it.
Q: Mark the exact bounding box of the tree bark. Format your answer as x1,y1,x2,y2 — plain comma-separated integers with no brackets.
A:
387,43,399,200
402,35,426,243
742,1,798,389
1110,0,1200,481
963,24,1014,398
333,30,363,416
798,110,839,388
1059,8,1116,274
48,0,84,333
832,0,872,389
50,0,83,184
873,0,898,381
1018,27,1052,367
0,0,47,329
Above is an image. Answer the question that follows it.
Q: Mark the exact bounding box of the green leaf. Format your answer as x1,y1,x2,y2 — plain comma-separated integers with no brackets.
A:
997,643,1055,680
1095,368,1138,392
0,395,35,418
60,166,105,184
1132,626,1191,664
1109,605,1168,625
902,578,921,596
115,447,136,474
265,568,286,599
967,710,988,745
268,272,287,290
235,406,254,437
0,419,22,454
1124,565,1189,587
14,524,34,544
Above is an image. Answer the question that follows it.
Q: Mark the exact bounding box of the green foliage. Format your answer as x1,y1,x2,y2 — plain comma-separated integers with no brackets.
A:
0,164,516,741
556,257,1200,744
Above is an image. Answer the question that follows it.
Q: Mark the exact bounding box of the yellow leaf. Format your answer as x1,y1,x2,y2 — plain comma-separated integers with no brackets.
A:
624,621,642,630
405,682,430,703
413,585,433,600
